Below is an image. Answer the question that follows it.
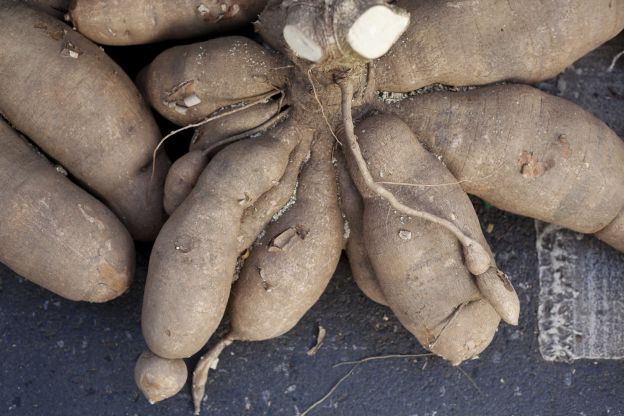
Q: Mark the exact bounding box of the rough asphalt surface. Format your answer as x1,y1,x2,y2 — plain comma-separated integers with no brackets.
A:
1,32,624,416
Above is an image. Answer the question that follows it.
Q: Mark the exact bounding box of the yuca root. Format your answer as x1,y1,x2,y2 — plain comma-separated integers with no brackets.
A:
375,0,624,92
335,151,387,305
375,84,624,252
192,136,343,415
142,120,303,359
336,77,492,276
69,0,269,46
0,119,134,303
163,101,289,215
140,36,288,125
344,113,518,364
236,127,314,252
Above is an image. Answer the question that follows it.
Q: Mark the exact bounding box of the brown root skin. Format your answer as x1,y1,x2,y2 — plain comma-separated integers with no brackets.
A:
163,101,290,216
476,268,520,326
344,113,513,364
375,0,624,92
228,135,343,341
375,84,624,252
0,119,134,302
192,136,343,414
190,99,284,153
141,36,289,125
427,300,500,366
69,0,269,45
142,120,302,359
337,79,492,274
335,151,388,306
0,4,168,241
134,350,187,405
163,150,208,215
237,126,314,252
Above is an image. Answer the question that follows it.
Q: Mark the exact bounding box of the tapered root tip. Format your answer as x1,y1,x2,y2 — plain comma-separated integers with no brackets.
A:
134,350,187,405
429,300,500,365
463,240,492,276
476,268,520,326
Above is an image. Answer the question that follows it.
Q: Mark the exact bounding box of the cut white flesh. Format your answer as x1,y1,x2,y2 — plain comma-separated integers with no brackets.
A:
347,5,410,59
283,25,323,62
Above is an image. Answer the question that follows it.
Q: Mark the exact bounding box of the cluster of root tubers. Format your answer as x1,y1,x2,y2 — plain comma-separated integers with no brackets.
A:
2,0,624,413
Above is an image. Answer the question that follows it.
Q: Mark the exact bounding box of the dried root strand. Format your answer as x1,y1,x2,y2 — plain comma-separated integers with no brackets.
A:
151,89,284,184
336,77,492,275
192,335,235,415
163,105,290,215
198,107,290,157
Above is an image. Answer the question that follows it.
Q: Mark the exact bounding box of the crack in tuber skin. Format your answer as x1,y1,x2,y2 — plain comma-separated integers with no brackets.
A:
192,135,343,413
132,0,624,410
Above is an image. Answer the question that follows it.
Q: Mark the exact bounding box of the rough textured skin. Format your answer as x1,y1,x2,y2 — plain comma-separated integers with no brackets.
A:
376,84,624,248
142,121,303,359
346,114,501,365
164,101,285,215
143,0,624,387
0,4,168,241
141,36,288,125
0,120,134,303
163,151,207,216
375,0,624,92
335,151,387,306
228,137,343,341
69,0,268,45
134,350,187,404
236,128,313,252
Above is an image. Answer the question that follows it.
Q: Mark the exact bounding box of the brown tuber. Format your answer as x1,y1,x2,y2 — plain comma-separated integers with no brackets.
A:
0,119,134,302
0,3,169,241
192,136,343,413
134,350,188,404
5,0,618,411
68,0,269,45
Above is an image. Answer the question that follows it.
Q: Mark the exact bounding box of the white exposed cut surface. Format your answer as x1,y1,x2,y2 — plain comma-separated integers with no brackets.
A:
283,25,323,62
347,5,409,59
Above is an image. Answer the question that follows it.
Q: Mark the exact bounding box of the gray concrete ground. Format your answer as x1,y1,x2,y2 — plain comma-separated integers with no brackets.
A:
1,33,624,416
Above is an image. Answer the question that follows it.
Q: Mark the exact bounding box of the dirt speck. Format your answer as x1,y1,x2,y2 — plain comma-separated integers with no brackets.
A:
557,135,572,159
